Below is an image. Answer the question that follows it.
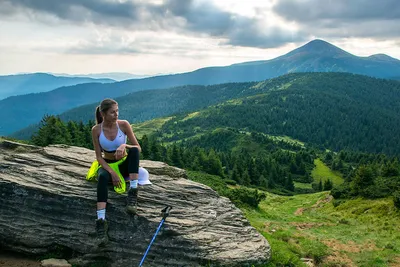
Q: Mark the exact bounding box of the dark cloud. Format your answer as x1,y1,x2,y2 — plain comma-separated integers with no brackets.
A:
0,0,142,26
223,18,307,48
0,0,304,49
273,0,400,22
272,0,400,39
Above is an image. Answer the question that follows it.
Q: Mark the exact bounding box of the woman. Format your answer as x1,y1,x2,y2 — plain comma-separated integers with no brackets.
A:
91,98,141,246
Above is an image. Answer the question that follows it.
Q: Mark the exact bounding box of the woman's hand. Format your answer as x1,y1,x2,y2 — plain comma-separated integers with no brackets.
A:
110,170,122,188
114,144,127,160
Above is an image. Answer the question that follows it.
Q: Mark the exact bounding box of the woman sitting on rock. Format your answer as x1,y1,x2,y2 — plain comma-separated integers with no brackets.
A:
91,98,141,246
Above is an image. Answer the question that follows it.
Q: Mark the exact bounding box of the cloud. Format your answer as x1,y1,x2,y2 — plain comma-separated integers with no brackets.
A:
273,0,400,39
0,0,303,49
273,0,400,22
223,17,306,48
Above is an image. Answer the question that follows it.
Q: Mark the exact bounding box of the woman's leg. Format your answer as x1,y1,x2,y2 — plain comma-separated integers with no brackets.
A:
119,147,140,214
119,146,140,180
96,168,110,246
97,168,111,210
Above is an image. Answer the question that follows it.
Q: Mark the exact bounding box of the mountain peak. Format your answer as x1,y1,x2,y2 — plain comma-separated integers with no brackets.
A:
367,53,399,62
285,39,353,58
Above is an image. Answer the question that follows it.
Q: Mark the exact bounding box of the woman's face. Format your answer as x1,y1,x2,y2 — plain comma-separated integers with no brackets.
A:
103,104,118,122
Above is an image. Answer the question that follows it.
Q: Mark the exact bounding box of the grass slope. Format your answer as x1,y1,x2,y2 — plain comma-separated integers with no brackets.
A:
311,158,344,186
132,117,173,139
243,191,400,266
188,163,400,266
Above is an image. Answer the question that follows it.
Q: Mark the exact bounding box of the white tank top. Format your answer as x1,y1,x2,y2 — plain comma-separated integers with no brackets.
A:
99,122,127,153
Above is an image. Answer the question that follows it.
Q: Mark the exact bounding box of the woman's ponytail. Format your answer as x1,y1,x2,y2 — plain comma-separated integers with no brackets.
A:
95,105,103,124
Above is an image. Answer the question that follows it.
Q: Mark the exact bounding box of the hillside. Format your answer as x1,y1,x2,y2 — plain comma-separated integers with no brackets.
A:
185,168,400,266
0,73,114,100
2,39,400,136
245,190,400,266
13,73,400,156
146,73,400,155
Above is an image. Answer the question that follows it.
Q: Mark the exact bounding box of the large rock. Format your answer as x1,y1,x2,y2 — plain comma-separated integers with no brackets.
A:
0,140,271,266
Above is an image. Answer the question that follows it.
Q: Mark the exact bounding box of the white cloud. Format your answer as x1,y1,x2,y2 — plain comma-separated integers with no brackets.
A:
0,0,399,75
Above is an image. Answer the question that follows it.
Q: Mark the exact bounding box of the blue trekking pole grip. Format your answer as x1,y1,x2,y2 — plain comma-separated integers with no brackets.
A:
139,206,172,267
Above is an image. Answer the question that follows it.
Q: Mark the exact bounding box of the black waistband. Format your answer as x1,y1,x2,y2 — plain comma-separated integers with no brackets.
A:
103,158,119,164
102,149,116,153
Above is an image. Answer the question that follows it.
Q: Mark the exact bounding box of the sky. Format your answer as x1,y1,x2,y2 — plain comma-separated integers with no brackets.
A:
0,0,399,76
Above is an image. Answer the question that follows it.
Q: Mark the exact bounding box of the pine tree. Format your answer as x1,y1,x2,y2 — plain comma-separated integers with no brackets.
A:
318,179,323,191
140,134,150,159
323,179,333,190
285,174,295,191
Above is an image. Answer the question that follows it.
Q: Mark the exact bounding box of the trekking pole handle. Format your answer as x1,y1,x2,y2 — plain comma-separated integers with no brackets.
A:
161,206,172,219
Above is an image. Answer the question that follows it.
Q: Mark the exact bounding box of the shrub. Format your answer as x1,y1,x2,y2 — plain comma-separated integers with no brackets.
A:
331,183,351,199
393,190,400,209
226,188,266,208
224,179,237,186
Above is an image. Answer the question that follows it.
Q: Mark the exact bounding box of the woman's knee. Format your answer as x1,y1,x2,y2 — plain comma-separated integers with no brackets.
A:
128,146,140,155
98,169,111,184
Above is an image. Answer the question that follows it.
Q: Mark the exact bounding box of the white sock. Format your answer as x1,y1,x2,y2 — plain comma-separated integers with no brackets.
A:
130,179,138,189
97,209,106,220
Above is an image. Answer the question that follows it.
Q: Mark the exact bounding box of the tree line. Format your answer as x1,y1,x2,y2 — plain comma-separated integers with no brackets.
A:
29,115,400,207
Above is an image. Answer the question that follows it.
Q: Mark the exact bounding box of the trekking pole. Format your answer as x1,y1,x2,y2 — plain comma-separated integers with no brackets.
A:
139,206,172,267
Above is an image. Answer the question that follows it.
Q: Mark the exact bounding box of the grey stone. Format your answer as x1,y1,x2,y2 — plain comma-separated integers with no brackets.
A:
0,140,271,266
41,258,71,267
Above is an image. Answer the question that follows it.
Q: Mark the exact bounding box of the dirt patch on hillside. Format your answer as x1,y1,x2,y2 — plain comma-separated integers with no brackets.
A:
294,194,333,216
389,257,400,267
289,222,335,230
294,207,305,215
323,239,380,267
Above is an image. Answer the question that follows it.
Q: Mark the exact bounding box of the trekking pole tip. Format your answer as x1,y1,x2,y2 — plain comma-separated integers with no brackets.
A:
161,205,172,218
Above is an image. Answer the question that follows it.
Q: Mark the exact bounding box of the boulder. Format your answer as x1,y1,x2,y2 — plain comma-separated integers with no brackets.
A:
0,140,270,266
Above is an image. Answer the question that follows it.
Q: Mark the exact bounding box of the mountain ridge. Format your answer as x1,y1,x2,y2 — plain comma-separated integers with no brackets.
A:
13,72,400,156
0,72,114,100
2,39,400,135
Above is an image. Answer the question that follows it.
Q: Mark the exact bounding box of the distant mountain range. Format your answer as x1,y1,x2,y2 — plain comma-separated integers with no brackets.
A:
2,39,400,136
0,73,114,100
50,72,153,81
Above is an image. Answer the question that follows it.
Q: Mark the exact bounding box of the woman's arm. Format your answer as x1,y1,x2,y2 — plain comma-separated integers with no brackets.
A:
120,120,142,152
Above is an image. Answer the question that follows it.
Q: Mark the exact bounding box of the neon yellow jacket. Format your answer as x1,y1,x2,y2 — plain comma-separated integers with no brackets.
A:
86,156,127,194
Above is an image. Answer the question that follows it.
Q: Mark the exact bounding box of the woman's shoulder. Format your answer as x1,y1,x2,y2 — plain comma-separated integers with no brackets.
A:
117,119,130,127
118,120,131,133
91,123,101,134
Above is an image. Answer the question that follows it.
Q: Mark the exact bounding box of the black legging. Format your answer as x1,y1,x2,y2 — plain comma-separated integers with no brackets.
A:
97,147,140,202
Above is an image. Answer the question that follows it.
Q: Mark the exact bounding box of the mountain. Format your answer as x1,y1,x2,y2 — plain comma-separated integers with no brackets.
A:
0,73,114,100
233,39,400,78
144,73,400,155
51,72,152,81
2,39,400,136
14,73,400,155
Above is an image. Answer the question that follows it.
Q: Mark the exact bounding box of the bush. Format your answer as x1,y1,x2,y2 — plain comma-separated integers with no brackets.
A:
224,179,237,186
226,188,266,208
393,190,400,209
331,183,351,199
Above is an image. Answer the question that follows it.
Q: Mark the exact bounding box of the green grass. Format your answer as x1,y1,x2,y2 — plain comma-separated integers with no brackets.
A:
242,191,400,267
181,111,200,121
131,117,172,138
311,158,344,186
294,182,313,189
269,135,305,147
187,171,400,266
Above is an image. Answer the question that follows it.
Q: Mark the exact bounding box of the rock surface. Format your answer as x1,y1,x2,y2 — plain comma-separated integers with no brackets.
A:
0,140,271,266
41,258,71,267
